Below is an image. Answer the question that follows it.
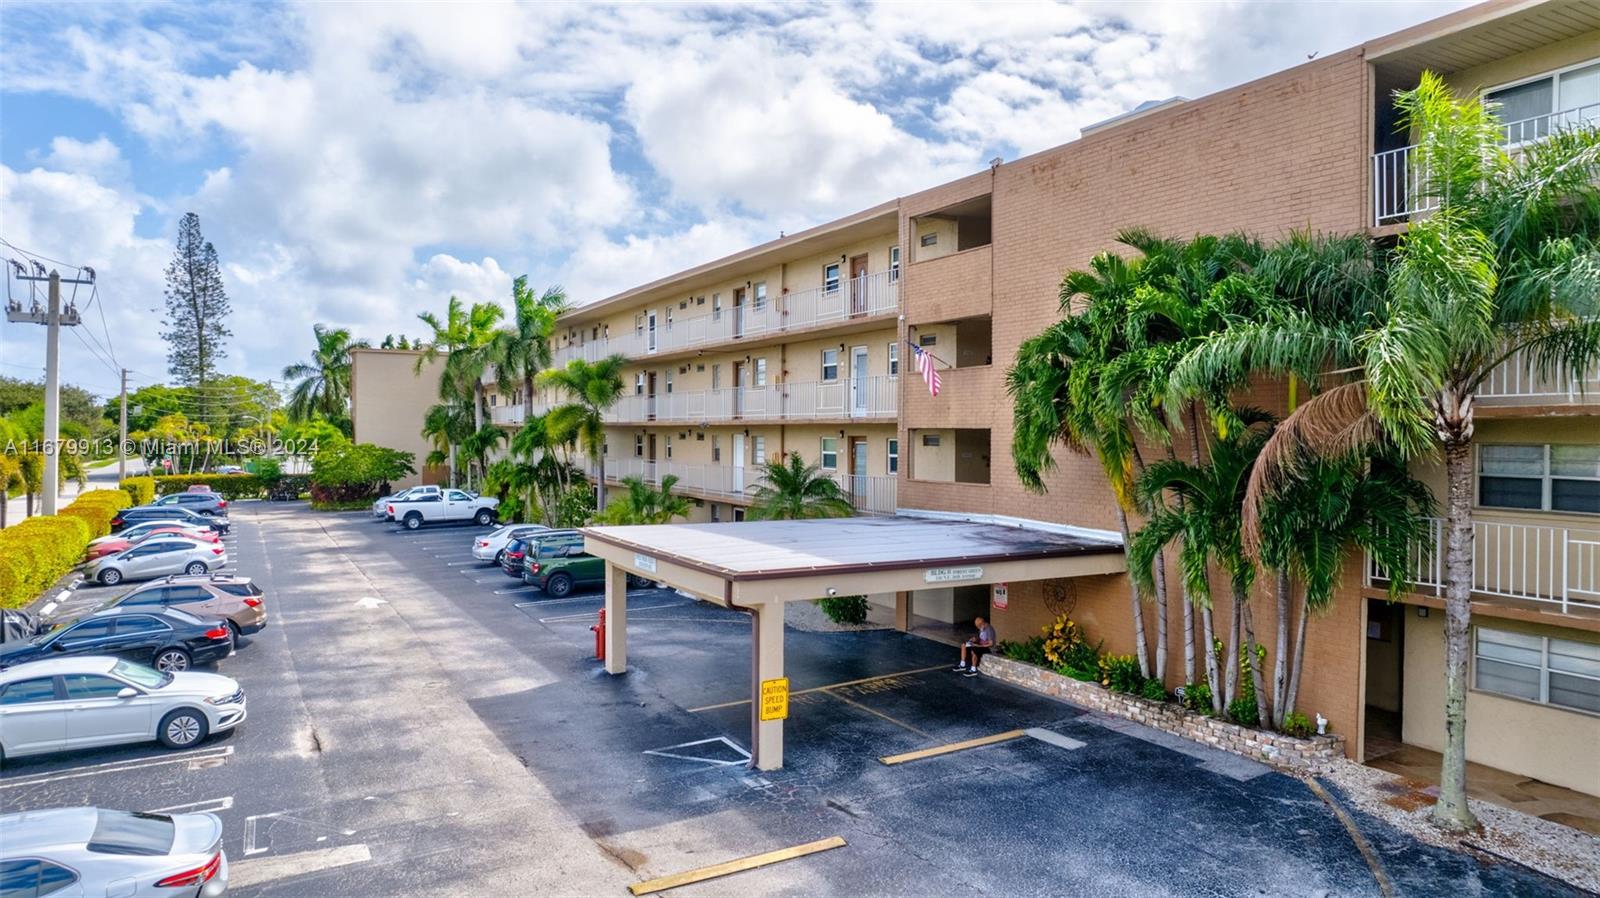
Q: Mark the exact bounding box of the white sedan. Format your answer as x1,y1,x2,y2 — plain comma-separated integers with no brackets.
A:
0,656,245,762
1,807,228,897
471,524,548,563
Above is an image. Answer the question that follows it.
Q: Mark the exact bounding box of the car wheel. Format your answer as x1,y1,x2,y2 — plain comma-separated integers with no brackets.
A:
494,549,505,565
228,620,243,644
158,708,209,748
625,574,647,589
154,648,192,672
98,568,123,586
404,513,423,530
545,573,574,598
474,508,494,526
185,561,208,575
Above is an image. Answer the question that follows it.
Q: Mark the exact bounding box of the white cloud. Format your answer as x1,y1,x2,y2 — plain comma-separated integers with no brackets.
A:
37,136,130,184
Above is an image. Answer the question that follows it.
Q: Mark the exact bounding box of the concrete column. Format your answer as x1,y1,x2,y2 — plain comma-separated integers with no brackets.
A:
750,601,785,771
894,590,910,631
604,563,627,674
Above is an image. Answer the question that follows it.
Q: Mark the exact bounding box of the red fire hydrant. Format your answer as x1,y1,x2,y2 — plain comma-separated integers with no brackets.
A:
591,609,605,662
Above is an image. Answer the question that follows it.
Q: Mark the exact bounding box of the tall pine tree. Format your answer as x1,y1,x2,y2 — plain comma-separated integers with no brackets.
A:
162,212,233,390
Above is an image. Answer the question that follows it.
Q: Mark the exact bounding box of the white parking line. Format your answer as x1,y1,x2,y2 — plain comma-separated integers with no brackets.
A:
1,746,234,789
493,586,534,595
148,796,235,814
536,603,681,622
243,811,358,856
443,560,481,566
230,844,371,886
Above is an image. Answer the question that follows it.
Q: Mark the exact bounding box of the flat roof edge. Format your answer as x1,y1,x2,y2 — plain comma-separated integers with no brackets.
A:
895,508,1123,546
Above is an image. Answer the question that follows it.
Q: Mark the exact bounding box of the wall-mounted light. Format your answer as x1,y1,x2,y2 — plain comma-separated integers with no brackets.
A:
838,429,845,438
1416,606,1429,618
743,428,750,437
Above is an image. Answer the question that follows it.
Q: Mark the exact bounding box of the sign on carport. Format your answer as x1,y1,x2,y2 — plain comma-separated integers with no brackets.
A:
759,677,789,721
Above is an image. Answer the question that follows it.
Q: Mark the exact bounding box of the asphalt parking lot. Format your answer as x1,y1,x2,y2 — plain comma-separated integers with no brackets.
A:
2,502,1580,896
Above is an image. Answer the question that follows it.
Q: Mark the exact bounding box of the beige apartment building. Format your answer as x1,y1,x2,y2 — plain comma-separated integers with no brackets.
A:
374,0,1600,793
350,348,449,489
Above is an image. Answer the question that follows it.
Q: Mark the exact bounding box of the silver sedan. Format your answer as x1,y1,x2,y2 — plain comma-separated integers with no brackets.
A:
1,807,228,896
84,538,228,587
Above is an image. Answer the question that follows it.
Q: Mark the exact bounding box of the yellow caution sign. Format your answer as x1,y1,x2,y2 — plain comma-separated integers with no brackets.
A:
759,677,789,721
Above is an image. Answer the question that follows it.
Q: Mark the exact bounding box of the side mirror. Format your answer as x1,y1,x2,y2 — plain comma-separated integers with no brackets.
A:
117,687,138,699
51,642,67,652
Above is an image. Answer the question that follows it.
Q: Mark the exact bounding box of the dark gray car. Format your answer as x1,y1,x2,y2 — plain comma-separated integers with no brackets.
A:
153,492,230,517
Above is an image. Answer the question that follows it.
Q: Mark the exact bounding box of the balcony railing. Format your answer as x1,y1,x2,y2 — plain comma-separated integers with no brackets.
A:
603,376,897,424
553,270,899,366
1475,344,1600,406
1371,101,1600,226
583,457,896,515
1367,516,1600,614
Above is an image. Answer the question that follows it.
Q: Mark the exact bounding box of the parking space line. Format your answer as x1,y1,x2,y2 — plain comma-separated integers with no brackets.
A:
628,836,847,896
1,746,234,789
148,796,235,814
879,730,1026,766
537,603,681,622
230,843,372,887
686,665,945,713
823,690,933,738
494,586,535,595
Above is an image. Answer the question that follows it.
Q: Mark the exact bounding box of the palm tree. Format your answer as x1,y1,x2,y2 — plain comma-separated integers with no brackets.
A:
509,412,576,527
594,475,692,525
421,399,472,486
460,422,507,489
494,277,568,422
1129,425,1272,723
1253,454,1434,727
416,295,505,431
281,324,369,422
1170,73,1600,831
537,356,627,511
745,452,856,520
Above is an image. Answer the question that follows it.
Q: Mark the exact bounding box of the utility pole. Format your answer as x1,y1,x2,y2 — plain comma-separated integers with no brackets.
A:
118,368,129,481
7,264,89,517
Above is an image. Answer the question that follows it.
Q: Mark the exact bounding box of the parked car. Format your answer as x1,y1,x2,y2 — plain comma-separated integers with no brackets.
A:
99,576,266,640
473,524,547,564
498,536,536,578
214,465,244,475
90,520,216,548
388,489,498,530
112,506,230,534
85,538,228,587
520,531,604,598
371,485,440,519
0,807,229,896
85,527,220,563
0,607,233,672
153,491,229,517
0,656,245,761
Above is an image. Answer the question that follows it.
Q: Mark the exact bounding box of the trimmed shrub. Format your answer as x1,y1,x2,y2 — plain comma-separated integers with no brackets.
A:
57,489,130,538
120,476,156,505
0,494,106,608
152,473,265,500
1139,677,1168,702
1097,654,1144,694
818,595,870,625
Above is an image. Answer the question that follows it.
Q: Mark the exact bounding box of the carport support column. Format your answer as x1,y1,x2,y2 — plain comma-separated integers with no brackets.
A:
750,601,784,771
604,563,627,674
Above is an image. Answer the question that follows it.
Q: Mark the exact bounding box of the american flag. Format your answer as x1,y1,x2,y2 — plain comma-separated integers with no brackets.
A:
912,343,941,397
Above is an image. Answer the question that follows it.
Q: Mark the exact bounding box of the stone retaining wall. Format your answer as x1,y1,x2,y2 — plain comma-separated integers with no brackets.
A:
981,654,1346,774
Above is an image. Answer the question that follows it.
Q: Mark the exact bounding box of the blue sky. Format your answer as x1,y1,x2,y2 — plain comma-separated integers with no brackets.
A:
1,0,1469,398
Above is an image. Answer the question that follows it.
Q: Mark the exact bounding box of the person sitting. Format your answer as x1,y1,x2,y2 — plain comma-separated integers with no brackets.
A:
954,616,996,677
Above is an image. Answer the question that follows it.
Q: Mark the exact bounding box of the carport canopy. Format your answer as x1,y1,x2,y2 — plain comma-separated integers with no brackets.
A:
581,515,1126,770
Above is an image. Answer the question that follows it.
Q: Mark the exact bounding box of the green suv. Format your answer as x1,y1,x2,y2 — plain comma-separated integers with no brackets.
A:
520,531,605,598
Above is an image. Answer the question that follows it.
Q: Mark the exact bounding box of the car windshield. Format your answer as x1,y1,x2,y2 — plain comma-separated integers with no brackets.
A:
112,659,173,689
87,810,176,856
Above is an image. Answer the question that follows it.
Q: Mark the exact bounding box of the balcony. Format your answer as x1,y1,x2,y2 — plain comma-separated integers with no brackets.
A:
553,270,899,366
1371,101,1600,226
583,457,897,515
1475,344,1600,410
489,400,556,427
603,376,897,425
1367,517,1600,615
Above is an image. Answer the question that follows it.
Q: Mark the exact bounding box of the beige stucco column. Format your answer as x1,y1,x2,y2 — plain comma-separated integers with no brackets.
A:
604,563,627,675
894,590,910,631
750,601,785,771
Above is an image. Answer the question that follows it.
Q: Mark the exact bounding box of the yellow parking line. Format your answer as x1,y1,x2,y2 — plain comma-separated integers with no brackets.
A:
823,690,933,738
686,665,947,713
879,729,1027,766
628,836,847,895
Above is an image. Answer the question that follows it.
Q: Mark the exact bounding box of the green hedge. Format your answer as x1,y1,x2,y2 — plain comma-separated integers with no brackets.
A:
152,473,265,500
120,476,156,505
0,490,130,608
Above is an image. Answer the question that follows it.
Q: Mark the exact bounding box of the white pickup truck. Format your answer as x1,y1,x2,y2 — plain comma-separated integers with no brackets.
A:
388,489,499,530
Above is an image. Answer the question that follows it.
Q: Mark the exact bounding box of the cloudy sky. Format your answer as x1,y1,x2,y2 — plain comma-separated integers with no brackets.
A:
0,0,1469,399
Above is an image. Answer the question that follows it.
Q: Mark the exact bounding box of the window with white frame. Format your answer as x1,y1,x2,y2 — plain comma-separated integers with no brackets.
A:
712,293,722,320
887,438,899,474
887,342,899,376
820,438,838,469
1475,626,1600,714
634,372,646,395
889,245,901,282
1478,444,1600,514
665,435,673,459
754,358,767,387
712,435,721,463
665,370,674,393
754,436,766,464
665,306,674,328
711,503,721,522
711,364,721,390
753,282,768,311
634,434,644,457
824,263,841,293
1485,60,1600,144
821,349,840,382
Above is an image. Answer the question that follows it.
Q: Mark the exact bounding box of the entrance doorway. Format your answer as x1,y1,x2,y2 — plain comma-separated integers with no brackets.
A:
732,432,747,494
733,287,747,337
848,437,867,510
646,371,657,421
848,254,869,316
850,346,869,416
646,434,658,483
731,362,746,417
1363,598,1405,762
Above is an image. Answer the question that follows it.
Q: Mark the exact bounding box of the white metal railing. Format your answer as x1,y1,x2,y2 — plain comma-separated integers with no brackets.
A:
1475,343,1600,405
1372,102,1600,226
582,457,897,514
1367,516,1600,614
602,376,897,424
552,270,899,366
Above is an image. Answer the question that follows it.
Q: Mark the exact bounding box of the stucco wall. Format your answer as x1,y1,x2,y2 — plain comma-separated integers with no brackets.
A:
350,349,446,489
